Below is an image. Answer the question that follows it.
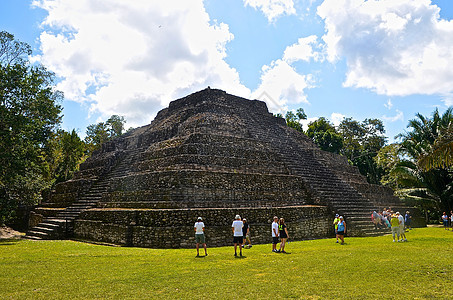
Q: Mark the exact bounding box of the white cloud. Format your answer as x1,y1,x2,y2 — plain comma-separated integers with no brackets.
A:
330,112,345,126
384,99,393,110
317,0,453,97
244,0,296,22
382,109,404,122
253,59,314,113
283,35,321,63
32,0,250,128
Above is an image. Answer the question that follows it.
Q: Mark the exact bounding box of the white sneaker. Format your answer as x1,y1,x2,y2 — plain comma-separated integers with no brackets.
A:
393,240,395,242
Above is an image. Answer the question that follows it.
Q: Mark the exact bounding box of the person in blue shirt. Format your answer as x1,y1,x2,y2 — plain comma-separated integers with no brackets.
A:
336,216,346,245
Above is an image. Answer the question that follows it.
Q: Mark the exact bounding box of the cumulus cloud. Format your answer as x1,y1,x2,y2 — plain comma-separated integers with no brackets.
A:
244,0,296,22
317,0,453,97
253,35,320,113
382,109,404,122
32,0,250,128
330,112,345,126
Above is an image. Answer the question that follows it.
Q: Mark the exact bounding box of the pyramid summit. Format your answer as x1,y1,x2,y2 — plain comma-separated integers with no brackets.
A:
27,88,423,247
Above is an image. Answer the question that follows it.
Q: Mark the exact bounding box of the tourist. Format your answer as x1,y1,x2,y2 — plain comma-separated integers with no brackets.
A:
442,212,449,230
194,217,207,256
391,214,400,242
372,211,381,230
232,215,244,257
450,211,453,231
336,216,346,245
405,211,412,230
272,216,279,252
242,218,252,248
397,212,407,242
278,218,289,253
333,214,340,242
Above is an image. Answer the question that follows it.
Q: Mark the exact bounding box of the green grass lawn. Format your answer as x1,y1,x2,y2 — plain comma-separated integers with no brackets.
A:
1,227,452,299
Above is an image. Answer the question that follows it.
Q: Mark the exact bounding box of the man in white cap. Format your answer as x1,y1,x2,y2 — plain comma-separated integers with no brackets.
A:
194,217,207,256
232,215,244,257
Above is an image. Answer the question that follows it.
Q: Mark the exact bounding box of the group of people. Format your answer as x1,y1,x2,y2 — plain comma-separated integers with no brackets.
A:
441,211,453,230
332,214,346,244
371,208,412,231
194,215,289,257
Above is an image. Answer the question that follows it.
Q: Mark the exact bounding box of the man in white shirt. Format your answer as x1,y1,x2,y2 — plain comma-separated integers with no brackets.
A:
397,212,407,242
272,216,279,252
194,217,207,256
232,215,244,257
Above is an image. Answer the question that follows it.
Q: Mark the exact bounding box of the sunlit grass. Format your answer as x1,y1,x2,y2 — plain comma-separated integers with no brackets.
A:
1,227,452,299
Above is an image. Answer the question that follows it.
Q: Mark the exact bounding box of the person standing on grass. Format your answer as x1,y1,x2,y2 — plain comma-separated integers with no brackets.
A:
333,214,340,242
242,218,252,248
405,211,412,230
336,216,346,245
272,216,279,252
278,218,289,253
194,217,207,256
442,212,449,230
397,212,407,242
391,214,400,242
450,211,453,231
232,215,243,257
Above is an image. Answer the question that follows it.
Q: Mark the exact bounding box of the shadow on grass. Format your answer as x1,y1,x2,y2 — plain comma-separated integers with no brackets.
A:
0,238,21,246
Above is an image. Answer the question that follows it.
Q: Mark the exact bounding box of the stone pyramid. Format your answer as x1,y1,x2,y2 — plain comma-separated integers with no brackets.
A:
26,88,422,247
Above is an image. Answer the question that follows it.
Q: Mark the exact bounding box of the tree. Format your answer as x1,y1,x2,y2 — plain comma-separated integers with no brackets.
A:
306,117,343,153
285,108,306,133
0,32,63,224
51,129,87,184
85,115,126,153
394,108,453,214
338,118,387,184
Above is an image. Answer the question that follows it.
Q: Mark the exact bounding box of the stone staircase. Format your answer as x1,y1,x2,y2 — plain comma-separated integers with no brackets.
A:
245,116,389,237
25,148,141,240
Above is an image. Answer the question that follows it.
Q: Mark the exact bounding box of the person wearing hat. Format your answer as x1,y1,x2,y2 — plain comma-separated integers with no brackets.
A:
232,215,244,257
333,214,340,243
194,217,207,256
336,216,346,245
397,212,407,242
242,218,252,248
404,211,412,230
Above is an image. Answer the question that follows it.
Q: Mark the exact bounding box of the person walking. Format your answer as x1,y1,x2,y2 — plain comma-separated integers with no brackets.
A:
242,218,252,248
194,217,207,256
442,212,449,230
278,218,289,253
391,213,400,242
232,215,244,257
272,216,279,252
336,216,346,245
397,212,407,242
405,211,412,230
333,214,340,242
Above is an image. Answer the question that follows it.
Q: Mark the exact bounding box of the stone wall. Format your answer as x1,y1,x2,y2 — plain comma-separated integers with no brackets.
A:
74,205,330,248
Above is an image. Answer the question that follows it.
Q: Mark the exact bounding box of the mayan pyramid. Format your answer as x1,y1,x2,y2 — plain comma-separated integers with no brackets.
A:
26,88,423,247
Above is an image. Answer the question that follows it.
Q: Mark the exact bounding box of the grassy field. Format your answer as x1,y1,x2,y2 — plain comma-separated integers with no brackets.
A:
1,227,452,299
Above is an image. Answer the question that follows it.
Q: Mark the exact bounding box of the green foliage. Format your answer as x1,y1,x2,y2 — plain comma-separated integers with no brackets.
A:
1,228,452,299
285,108,306,133
306,117,343,153
85,115,126,153
0,32,63,225
392,108,453,214
51,129,87,184
338,118,387,184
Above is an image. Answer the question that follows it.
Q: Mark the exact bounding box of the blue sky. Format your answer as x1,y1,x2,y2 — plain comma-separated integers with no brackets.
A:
1,0,453,142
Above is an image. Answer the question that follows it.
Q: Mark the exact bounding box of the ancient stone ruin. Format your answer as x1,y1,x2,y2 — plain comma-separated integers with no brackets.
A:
26,88,423,247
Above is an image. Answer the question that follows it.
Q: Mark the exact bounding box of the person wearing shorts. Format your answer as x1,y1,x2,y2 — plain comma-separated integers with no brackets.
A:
442,212,449,230
271,216,279,252
242,218,252,248
194,217,207,256
232,215,243,257
336,216,346,245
